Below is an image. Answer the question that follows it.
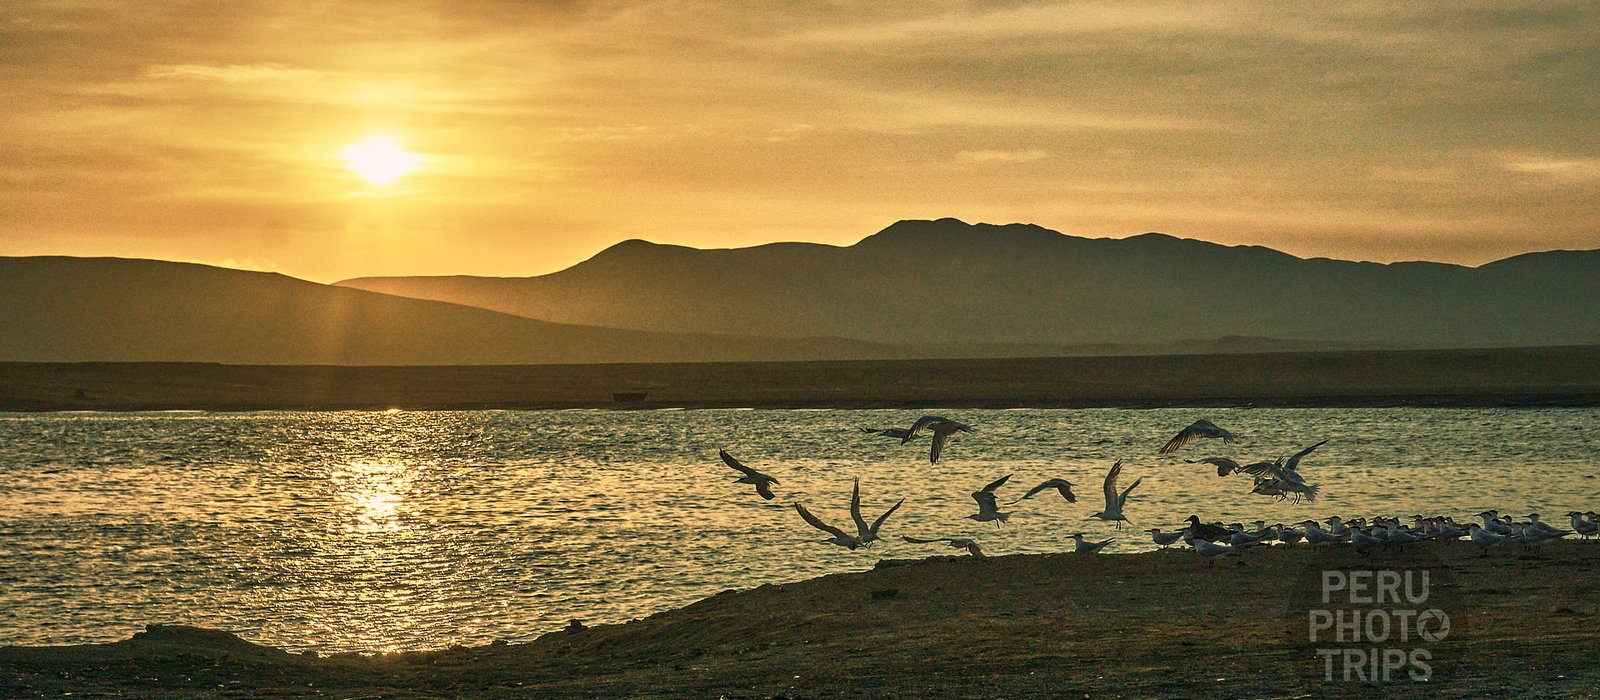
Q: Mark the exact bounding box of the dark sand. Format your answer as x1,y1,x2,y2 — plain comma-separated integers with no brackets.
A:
6,344,1600,411
4,542,1597,698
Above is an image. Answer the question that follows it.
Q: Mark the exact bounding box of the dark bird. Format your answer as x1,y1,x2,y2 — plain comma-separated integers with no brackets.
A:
902,415,973,463
1010,478,1077,504
719,449,778,500
1159,419,1235,454
968,474,1012,525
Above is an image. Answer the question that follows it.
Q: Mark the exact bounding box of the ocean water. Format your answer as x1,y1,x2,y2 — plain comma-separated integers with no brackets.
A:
1,408,1596,653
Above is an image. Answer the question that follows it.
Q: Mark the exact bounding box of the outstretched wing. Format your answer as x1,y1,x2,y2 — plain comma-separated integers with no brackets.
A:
1284,439,1328,472
929,431,948,463
720,449,758,477
902,415,942,444
1012,480,1052,503
870,499,905,535
795,503,851,539
1118,476,1144,508
1188,457,1241,477
981,473,1013,493
849,478,870,538
754,481,775,500
901,535,954,544
859,427,880,434
1102,460,1122,508
1159,423,1201,454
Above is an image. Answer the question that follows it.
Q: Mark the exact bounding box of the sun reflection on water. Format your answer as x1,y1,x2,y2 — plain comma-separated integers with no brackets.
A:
333,461,413,532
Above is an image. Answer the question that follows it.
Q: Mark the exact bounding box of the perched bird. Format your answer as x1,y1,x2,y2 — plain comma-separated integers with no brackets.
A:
1276,524,1304,546
1467,523,1512,556
1300,520,1349,544
1159,419,1235,454
1085,460,1143,530
1351,528,1384,556
719,449,779,500
901,535,986,559
848,477,905,548
1568,511,1599,539
1147,528,1186,549
1070,533,1114,554
968,474,1013,525
794,503,862,550
1010,478,1077,505
901,415,974,464
859,427,915,439
1192,539,1242,567
1184,515,1234,542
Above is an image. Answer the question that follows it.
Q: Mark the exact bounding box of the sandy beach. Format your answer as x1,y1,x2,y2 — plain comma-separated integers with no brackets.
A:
4,541,1596,698
6,344,1600,412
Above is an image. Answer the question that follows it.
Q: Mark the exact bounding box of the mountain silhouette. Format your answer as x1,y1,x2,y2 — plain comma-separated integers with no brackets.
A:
336,218,1600,349
0,256,898,364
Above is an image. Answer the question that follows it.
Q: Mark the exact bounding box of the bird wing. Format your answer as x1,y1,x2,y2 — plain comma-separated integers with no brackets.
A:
1056,481,1077,503
1190,457,1241,476
1159,423,1200,454
1102,460,1122,508
870,499,905,535
1284,439,1328,472
849,478,870,538
755,481,775,500
929,431,948,463
795,503,851,539
859,427,880,434
981,474,1012,493
719,450,759,477
901,535,953,544
1118,475,1144,508
902,415,941,443
1237,460,1279,477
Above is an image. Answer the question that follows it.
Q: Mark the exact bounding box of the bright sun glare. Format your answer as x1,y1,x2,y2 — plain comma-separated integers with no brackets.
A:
341,136,421,187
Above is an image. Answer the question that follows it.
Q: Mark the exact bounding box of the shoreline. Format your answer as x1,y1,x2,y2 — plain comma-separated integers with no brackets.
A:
6,344,1600,412
3,542,1597,697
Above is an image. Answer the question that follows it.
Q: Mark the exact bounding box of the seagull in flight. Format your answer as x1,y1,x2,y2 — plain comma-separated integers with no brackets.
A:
902,535,986,559
719,449,778,500
1009,478,1077,505
968,474,1012,525
848,477,905,548
1159,419,1235,454
1239,440,1326,503
859,427,915,439
901,415,973,463
793,502,862,550
1086,460,1142,530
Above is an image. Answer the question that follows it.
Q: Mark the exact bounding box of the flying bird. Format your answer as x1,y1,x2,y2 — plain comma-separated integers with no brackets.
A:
859,427,915,439
902,535,986,559
719,449,778,500
1159,419,1235,454
793,502,862,550
901,415,973,464
1186,456,1243,477
848,477,905,548
1239,440,1326,503
1009,478,1077,505
1086,460,1143,530
968,474,1012,525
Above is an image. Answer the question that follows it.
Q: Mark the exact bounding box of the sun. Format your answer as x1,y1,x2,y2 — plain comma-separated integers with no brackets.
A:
340,135,421,187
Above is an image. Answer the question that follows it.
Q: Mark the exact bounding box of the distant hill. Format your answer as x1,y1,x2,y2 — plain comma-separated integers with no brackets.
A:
0,257,899,364
337,218,1600,349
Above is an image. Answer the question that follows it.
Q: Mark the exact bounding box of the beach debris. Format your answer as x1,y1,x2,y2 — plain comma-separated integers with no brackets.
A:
1009,478,1076,505
1069,533,1113,554
1085,460,1142,530
848,477,905,548
901,535,986,559
1158,419,1235,454
719,449,779,500
967,474,1012,526
900,415,973,463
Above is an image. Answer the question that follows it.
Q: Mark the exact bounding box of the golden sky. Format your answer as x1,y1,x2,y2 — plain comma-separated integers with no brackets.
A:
3,1,1598,281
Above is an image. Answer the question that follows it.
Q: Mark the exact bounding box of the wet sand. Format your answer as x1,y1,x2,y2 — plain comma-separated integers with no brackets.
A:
5,344,1600,411
3,541,1597,698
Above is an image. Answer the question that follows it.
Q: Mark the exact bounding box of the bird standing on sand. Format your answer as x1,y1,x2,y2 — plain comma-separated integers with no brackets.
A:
902,535,986,559
794,502,861,550
1147,528,1185,549
719,449,779,500
1192,539,1242,566
901,415,973,464
968,474,1012,525
1184,515,1233,542
1070,533,1113,554
848,477,905,548
1086,460,1142,530
1010,478,1077,505
1467,523,1512,556
1159,419,1235,454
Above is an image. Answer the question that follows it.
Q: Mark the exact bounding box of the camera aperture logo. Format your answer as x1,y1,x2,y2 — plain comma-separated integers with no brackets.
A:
1302,568,1453,683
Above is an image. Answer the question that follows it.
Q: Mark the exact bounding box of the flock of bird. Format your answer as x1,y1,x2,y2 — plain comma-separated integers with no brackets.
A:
722,417,1599,565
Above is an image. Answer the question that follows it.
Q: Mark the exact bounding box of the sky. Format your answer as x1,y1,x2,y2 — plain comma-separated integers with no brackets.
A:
3,1,1598,282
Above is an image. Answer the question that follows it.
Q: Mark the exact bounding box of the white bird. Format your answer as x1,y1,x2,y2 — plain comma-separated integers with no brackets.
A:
1467,523,1511,556
1009,478,1077,505
794,502,862,550
1070,533,1113,554
1192,539,1242,566
1568,511,1599,539
1086,460,1143,530
719,449,778,500
968,474,1012,525
1300,521,1349,544
1159,419,1235,454
901,535,986,559
1239,440,1325,503
901,415,973,464
848,477,905,548
1147,528,1186,549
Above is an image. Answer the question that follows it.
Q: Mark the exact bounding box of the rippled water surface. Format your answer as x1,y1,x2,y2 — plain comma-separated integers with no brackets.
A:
2,408,1597,652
